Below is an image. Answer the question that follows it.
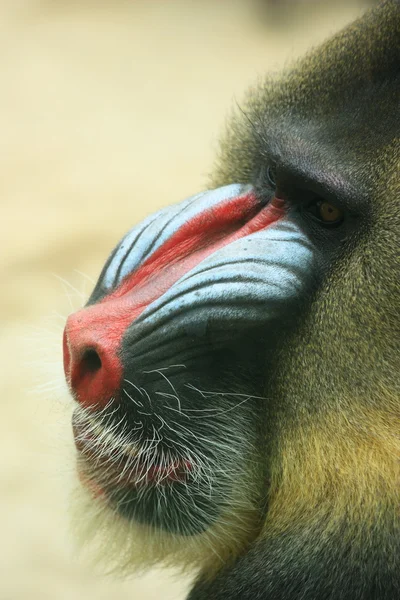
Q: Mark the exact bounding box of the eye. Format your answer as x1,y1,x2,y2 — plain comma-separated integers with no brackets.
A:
308,199,344,226
266,165,277,188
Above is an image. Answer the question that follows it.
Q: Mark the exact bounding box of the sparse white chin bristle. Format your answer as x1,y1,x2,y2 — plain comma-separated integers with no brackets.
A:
123,443,140,458
78,410,141,458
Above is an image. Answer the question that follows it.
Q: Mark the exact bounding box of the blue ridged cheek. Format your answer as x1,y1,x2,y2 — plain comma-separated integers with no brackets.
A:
133,219,316,336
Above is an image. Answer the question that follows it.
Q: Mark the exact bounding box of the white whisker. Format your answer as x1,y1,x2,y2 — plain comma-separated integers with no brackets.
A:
123,388,143,408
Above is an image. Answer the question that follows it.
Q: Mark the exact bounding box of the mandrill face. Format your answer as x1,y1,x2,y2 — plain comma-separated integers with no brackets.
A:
63,181,320,537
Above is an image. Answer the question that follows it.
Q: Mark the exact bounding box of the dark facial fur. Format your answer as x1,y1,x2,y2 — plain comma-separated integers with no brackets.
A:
64,2,400,598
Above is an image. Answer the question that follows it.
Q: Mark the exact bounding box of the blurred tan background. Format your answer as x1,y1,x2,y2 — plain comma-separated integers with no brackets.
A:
1,1,373,598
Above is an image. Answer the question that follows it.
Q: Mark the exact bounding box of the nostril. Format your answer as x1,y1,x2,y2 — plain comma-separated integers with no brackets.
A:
81,348,102,375
69,346,105,408
63,312,123,409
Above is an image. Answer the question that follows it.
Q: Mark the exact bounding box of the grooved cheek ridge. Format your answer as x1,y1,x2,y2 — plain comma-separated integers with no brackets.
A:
64,191,285,407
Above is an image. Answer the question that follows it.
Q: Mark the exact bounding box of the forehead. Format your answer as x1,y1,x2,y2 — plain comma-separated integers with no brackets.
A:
265,72,400,153
255,73,399,201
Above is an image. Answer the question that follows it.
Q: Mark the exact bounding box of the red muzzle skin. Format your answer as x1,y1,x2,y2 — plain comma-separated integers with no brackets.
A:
63,185,287,410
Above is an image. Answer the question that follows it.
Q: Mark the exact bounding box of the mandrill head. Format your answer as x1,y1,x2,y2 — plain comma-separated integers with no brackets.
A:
63,184,315,567
62,1,399,594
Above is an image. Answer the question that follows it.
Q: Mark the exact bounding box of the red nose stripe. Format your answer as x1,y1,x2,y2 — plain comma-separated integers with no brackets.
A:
109,192,284,301
64,192,285,409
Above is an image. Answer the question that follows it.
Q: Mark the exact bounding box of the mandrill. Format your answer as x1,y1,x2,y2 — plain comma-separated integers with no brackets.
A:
62,2,400,599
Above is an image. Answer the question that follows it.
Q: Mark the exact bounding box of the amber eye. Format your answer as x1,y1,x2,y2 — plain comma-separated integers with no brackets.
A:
318,201,343,223
310,200,344,226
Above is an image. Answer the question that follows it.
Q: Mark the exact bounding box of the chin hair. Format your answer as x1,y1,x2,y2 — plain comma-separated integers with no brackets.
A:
68,455,261,579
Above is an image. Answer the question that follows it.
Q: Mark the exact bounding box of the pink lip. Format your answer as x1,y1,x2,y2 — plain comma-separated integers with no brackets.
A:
72,414,191,488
